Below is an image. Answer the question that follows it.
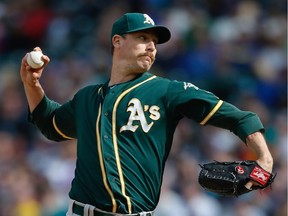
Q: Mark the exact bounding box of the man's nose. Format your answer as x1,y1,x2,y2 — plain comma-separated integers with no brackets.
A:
146,41,156,52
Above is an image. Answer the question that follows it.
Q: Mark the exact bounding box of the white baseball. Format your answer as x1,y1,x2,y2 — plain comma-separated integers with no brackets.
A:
27,51,44,69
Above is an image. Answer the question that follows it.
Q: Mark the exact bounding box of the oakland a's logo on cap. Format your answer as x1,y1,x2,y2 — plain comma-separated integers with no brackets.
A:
143,14,155,25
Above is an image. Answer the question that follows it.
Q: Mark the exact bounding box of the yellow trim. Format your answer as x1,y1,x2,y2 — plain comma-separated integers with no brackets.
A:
95,105,117,212
200,100,223,125
98,87,102,94
52,115,74,140
112,75,157,213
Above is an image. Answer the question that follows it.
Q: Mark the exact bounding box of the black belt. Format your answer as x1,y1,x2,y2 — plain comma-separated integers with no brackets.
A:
72,202,154,216
73,203,110,216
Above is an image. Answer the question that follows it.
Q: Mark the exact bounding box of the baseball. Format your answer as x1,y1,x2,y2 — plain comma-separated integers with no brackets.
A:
27,51,44,69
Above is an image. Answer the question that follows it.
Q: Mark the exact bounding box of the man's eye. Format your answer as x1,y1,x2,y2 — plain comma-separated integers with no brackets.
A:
139,36,145,41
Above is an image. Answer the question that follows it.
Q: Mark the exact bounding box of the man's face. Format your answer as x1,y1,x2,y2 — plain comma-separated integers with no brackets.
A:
118,30,158,73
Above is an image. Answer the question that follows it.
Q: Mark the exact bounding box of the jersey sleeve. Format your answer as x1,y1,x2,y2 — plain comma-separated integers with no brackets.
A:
166,80,264,143
53,98,77,140
208,101,264,142
29,95,77,141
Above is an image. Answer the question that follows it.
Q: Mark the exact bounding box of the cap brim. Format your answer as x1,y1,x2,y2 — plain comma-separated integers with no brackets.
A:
126,25,171,44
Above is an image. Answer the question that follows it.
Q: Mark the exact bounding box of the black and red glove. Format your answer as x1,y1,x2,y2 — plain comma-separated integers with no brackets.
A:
198,160,276,196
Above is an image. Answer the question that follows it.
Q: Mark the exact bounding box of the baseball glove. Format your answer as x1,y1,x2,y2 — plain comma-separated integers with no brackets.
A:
198,160,276,196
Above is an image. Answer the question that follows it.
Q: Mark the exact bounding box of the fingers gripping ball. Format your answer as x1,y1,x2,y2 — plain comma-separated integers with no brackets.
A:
198,160,276,197
27,51,44,69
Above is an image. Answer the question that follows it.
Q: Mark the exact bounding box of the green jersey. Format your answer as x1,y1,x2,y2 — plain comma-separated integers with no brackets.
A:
29,72,264,214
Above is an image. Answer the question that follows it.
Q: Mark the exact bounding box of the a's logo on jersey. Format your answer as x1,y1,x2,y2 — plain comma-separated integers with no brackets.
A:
143,14,155,25
120,98,160,133
184,82,199,90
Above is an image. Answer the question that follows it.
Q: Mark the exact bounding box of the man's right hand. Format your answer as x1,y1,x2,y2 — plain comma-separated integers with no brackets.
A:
20,47,50,87
20,47,50,112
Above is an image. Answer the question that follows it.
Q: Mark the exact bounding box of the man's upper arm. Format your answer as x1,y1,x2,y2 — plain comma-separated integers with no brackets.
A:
30,95,77,141
53,99,77,140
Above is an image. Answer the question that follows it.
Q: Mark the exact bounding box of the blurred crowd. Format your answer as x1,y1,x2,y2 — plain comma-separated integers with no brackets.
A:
0,0,286,215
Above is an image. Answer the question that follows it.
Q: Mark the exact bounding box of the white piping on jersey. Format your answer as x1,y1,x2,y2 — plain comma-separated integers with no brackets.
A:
200,100,223,125
95,104,117,212
111,75,157,214
52,115,74,139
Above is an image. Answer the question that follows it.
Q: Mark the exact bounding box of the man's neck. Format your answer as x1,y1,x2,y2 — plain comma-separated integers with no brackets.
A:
109,64,144,86
109,72,143,86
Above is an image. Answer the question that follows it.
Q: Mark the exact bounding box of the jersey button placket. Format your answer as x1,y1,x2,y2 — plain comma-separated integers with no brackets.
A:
100,100,120,194
100,130,117,190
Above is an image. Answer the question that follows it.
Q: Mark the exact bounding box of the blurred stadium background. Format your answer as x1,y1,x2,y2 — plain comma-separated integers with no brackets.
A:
0,0,286,215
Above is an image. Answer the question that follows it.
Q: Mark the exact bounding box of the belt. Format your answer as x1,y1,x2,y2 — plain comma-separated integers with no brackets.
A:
72,200,154,216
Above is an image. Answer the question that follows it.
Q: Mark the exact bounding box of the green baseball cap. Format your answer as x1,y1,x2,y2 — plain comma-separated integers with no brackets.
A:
111,13,171,44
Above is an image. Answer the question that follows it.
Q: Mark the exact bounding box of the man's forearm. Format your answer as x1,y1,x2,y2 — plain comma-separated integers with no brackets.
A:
246,131,273,172
23,83,45,112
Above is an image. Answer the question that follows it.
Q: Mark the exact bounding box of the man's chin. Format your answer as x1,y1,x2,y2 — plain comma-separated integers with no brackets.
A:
140,64,152,72
140,67,151,73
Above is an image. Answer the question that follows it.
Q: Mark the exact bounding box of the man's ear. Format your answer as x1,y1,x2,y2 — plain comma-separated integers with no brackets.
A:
112,35,121,48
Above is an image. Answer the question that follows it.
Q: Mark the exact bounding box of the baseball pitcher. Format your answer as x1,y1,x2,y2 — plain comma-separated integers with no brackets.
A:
20,13,274,216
